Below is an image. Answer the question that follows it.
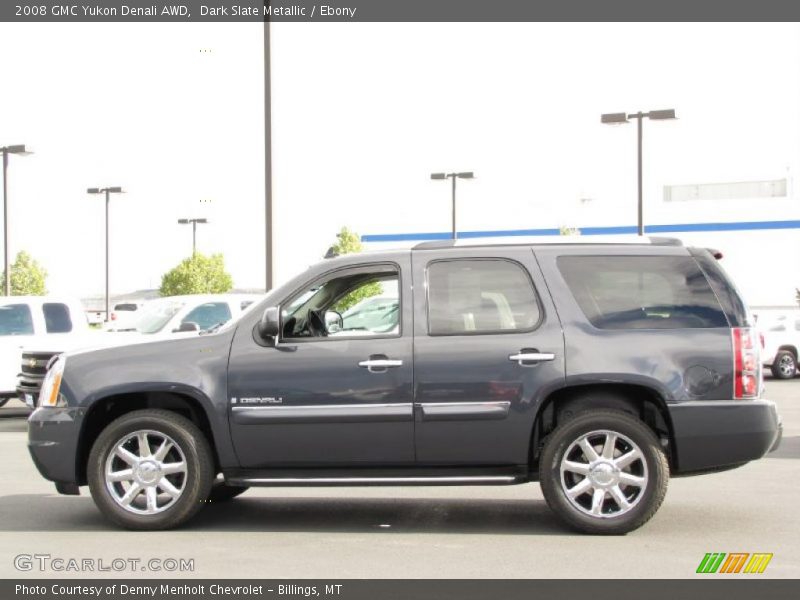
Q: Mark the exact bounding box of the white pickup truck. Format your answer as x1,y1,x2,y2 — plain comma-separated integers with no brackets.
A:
0,296,92,407
16,294,263,408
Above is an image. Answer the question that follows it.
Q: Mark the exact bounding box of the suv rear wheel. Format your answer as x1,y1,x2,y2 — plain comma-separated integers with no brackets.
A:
539,409,669,534
87,409,214,530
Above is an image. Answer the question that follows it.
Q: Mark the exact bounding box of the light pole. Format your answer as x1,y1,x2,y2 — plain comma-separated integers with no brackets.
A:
1,144,33,295
178,218,208,255
87,187,124,322
601,109,676,235
430,171,475,239
264,19,274,291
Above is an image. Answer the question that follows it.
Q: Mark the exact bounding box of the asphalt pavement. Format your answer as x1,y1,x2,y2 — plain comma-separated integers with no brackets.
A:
0,380,798,579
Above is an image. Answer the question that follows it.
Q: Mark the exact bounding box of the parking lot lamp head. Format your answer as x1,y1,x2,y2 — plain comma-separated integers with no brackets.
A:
601,112,629,125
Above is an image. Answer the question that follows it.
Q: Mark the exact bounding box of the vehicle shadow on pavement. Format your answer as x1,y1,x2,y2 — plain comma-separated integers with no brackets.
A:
0,494,567,535
767,435,800,459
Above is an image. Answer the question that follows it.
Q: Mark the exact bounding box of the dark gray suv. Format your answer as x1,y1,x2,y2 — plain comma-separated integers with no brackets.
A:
28,239,782,534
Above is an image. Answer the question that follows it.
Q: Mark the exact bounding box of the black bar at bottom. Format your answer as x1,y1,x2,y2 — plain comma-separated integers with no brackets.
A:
2,579,798,600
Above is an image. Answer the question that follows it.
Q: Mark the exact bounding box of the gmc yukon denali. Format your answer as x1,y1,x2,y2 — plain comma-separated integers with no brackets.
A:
27,238,782,534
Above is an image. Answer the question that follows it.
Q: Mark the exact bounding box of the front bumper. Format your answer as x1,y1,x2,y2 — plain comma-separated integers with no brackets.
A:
27,406,85,485
668,399,781,474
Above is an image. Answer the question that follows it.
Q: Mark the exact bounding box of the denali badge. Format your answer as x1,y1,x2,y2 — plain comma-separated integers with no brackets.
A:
230,397,283,405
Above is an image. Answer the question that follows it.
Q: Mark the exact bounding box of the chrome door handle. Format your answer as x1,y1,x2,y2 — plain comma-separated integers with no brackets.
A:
509,352,555,365
358,358,403,372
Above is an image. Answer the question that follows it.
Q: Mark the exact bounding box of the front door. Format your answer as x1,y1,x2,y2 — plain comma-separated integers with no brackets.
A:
227,259,414,467
411,247,566,465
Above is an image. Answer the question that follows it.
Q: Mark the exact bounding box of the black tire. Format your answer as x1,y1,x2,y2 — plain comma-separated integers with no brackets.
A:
87,409,214,530
539,409,669,535
208,482,249,503
771,350,797,380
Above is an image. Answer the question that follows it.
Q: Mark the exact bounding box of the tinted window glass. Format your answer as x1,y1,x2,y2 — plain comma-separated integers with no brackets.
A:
557,255,728,330
114,303,139,311
0,304,35,336
182,302,232,331
43,303,73,333
427,259,540,335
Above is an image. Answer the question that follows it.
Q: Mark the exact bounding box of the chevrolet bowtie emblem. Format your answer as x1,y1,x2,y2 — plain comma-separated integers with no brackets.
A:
27,358,38,368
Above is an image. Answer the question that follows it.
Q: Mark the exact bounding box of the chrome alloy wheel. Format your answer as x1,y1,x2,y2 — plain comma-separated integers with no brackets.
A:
104,430,188,515
779,354,796,377
559,429,648,519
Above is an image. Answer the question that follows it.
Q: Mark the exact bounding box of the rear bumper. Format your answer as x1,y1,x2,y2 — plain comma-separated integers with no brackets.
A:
668,399,781,474
27,406,84,485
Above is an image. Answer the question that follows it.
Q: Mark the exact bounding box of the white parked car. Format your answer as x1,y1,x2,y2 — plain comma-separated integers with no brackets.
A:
756,311,800,379
0,296,90,407
122,294,262,336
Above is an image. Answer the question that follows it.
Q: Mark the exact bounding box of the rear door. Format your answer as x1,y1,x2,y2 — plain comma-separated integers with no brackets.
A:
411,247,566,465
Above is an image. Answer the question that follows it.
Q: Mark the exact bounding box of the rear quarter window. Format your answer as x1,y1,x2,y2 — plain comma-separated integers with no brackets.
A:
557,255,728,330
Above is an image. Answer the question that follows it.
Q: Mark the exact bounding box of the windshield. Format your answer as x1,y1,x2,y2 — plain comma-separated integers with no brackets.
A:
0,304,35,336
133,299,185,334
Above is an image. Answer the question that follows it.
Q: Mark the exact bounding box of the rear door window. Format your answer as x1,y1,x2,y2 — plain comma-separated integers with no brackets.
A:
43,303,73,333
0,304,35,335
557,255,728,330
427,259,540,335
182,302,232,331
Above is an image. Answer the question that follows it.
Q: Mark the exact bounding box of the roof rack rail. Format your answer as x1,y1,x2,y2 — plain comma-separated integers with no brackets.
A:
411,236,684,250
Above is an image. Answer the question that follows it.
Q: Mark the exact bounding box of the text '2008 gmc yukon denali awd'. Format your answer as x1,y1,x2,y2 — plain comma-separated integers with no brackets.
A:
28,238,782,534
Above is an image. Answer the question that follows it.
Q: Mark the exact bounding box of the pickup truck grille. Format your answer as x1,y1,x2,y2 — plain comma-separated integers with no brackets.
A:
21,351,55,377
17,351,60,401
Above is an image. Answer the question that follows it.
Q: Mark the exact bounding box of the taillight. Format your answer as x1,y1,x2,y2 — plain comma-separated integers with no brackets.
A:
733,327,760,399
111,312,117,321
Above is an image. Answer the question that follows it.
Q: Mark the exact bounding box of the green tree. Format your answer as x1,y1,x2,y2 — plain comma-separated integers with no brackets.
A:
1,251,48,295
329,227,365,255
328,227,382,312
159,253,233,297
559,225,581,236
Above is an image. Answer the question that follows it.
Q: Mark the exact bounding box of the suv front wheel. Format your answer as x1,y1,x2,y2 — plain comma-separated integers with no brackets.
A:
87,409,214,530
539,409,669,535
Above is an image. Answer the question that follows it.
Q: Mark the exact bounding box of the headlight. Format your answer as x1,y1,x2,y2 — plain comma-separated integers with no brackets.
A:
39,356,66,408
